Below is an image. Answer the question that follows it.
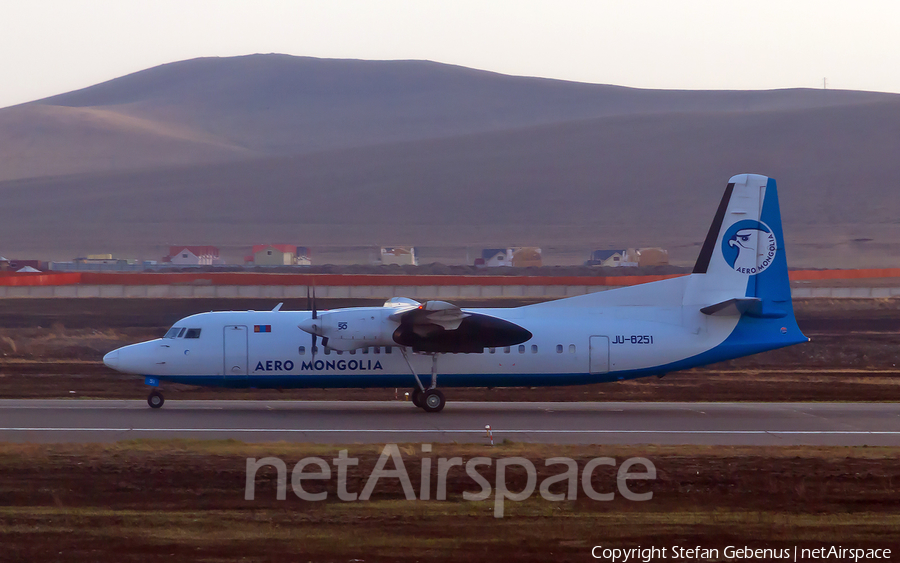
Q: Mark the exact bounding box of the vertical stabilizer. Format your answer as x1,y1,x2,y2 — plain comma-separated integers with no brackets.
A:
686,174,807,359
685,174,788,312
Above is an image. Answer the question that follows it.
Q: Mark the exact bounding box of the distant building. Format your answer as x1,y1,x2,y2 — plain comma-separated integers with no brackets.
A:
0,258,45,272
511,247,542,267
295,246,311,266
585,250,636,267
480,248,512,267
247,244,309,266
381,247,417,266
74,254,120,265
163,246,220,266
633,247,669,267
586,248,666,267
252,244,296,266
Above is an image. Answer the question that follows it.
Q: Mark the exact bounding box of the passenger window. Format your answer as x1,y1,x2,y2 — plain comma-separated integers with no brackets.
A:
386,347,392,354
362,347,369,354
299,346,306,355
324,348,331,355
349,349,355,355
569,344,576,353
504,347,510,353
531,345,538,353
518,345,525,354
556,345,563,353
184,328,201,339
336,350,343,355
373,347,381,354
489,348,496,354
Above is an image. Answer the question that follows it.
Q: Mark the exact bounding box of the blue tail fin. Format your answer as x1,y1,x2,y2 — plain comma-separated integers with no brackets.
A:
746,176,795,319
690,174,807,355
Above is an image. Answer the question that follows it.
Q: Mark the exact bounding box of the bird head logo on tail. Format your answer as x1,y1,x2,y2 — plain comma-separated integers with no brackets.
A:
721,220,777,275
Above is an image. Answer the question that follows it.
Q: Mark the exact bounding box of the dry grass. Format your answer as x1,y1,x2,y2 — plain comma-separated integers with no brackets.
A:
1,441,899,561
0,440,898,461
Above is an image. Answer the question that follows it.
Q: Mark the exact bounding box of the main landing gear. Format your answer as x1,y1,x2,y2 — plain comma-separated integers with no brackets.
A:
402,349,446,413
148,390,165,409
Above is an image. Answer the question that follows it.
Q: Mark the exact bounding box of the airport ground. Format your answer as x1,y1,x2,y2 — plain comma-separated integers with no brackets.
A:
0,441,898,561
1,297,899,560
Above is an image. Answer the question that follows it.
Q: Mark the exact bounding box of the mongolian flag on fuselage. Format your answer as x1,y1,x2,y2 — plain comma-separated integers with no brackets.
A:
254,325,272,333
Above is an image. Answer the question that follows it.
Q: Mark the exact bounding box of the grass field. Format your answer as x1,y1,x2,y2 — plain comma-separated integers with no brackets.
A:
0,441,898,561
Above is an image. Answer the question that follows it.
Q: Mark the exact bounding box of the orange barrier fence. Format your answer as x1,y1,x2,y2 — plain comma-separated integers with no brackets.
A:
0,273,82,286
788,268,900,281
1,269,900,288
77,272,687,287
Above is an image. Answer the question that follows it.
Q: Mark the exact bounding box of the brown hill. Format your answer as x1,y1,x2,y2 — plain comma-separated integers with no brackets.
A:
3,95,900,267
1,54,896,182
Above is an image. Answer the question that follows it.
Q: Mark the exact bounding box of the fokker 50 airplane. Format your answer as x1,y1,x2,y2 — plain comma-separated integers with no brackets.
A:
104,174,807,412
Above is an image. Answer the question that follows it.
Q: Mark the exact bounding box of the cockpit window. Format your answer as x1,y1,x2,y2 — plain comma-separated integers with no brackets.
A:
184,328,202,339
178,327,186,338
164,327,183,339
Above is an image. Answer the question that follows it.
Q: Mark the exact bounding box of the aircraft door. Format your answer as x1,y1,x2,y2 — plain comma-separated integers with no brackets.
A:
224,325,248,377
589,336,609,374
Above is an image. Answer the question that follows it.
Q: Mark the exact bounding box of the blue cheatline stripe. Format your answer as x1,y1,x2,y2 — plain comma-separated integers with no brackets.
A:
150,372,622,389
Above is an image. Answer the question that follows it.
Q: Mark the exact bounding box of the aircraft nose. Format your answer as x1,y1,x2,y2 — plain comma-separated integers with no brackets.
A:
103,349,119,369
298,318,320,335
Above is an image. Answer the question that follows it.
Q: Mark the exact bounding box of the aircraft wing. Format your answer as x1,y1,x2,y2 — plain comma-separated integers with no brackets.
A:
390,300,532,353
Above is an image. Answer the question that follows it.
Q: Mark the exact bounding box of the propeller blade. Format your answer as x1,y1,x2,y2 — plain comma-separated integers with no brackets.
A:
307,284,318,359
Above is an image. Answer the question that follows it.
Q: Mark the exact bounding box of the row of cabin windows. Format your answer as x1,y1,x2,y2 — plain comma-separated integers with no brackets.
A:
164,327,202,339
486,345,575,354
296,344,577,356
297,345,542,356
298,346,395,355
489,345,538,354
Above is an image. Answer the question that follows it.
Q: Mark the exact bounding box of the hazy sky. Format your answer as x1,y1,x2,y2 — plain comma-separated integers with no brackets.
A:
2,0,899,109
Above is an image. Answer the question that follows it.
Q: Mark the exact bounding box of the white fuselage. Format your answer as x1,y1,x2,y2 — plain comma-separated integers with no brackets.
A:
102,173,809,393
103,276,761,389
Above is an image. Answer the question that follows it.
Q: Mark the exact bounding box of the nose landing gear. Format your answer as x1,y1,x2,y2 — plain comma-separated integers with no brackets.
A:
148,390,165,409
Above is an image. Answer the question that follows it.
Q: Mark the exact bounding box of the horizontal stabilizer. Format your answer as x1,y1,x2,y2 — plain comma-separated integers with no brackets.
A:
700,297,761,316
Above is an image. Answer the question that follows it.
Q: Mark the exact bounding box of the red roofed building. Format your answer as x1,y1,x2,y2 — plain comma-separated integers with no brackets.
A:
164,246,220,266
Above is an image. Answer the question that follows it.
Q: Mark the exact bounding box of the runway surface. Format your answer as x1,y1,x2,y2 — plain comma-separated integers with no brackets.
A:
2,400,900,445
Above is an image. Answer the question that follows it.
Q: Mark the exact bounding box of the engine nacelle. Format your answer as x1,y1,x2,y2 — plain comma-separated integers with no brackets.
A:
298,307,398,351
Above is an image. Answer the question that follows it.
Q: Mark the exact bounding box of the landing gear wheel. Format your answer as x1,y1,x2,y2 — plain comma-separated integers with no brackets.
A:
411,388,424,408
148,390,165,409
421,389,445,413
